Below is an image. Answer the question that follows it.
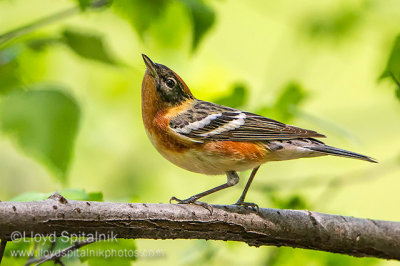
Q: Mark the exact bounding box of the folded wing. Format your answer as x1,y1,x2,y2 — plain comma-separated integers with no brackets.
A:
169,100,325,142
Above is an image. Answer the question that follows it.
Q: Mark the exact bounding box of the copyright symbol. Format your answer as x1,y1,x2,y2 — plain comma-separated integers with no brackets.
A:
11,231,22,242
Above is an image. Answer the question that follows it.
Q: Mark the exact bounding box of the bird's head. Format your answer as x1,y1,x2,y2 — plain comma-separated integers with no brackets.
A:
142,54,194,106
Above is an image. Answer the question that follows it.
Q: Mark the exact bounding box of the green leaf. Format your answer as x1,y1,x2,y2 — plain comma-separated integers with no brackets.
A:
4,241,32,258
268,193,309,210
74,0,111,11
76,0,91,10
181,0,216,51
58,188,91,201
80,239,137,265
88,192,104,201
58,189,103,201
26,37,61,52
305,8,361,39
0,47,22,94
380,35,400,80
214,83,248,108
113,0,214,51
380,35,400,102
274,82,308,114
113,0,169,38
62,28,117,65
255,82,308,123
9,192,52,202
284,195,308,209
0,89,80,181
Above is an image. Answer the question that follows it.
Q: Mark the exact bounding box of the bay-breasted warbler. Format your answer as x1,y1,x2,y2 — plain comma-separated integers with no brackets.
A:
141,54,376,210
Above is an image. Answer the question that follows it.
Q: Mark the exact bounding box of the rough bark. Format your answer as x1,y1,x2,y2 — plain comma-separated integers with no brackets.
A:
0,193,399,260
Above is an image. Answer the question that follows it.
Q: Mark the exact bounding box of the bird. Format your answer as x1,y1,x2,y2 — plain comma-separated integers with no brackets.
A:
141,54,377,210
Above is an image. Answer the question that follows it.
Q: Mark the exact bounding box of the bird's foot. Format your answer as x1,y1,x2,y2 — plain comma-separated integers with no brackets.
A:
234,200,260,213
170,196,213,214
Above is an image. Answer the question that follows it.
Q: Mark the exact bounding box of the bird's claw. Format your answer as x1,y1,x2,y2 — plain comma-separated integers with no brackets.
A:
170,196,213,215
170,196,197,204
234,201,260,213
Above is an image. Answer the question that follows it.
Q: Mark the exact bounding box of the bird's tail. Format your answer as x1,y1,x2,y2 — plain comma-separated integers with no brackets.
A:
306,145,377,163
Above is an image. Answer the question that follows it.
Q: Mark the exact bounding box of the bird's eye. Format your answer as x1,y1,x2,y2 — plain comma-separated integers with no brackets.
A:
165,78,176,88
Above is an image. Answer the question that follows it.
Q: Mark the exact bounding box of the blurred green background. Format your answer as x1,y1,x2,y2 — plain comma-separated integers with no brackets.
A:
0,0,400,265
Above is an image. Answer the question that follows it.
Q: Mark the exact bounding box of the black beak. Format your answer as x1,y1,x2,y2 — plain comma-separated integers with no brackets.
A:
142,54,158,79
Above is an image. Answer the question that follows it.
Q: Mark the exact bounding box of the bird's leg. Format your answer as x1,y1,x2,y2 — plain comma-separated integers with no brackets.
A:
170,171,240,212
234,166,260,212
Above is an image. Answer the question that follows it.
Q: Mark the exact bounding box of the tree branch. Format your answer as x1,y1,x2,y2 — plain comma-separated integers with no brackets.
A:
25,239,95,266
0,193,399,261
0,0,110,47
